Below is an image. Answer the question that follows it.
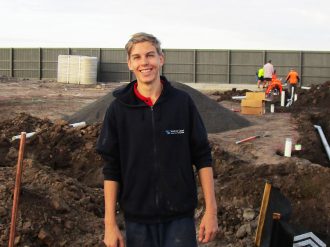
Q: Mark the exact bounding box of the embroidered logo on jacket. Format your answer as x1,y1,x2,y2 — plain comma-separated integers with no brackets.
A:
165,129,185,135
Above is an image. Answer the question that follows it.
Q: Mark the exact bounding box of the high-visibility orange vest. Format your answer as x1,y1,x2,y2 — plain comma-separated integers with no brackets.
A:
286,71,299,84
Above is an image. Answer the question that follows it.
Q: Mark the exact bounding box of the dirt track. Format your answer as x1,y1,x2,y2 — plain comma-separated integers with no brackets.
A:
0,79,329,246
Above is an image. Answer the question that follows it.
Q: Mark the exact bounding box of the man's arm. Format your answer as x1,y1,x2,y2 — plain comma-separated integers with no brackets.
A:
285,72,292,84
198,167,218,243
103,180,124,247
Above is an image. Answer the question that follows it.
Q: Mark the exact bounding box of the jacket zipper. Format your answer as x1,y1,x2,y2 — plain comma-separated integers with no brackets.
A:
150,106,160,214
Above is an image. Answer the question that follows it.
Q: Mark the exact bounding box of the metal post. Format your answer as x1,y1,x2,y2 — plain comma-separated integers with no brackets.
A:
39,48,42,80
10,48,14,78
98,48,101,82
193,49,196,83
299,51,303,86
227,50,231,84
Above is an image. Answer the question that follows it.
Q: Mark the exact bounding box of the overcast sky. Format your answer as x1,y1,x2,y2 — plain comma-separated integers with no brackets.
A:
1,0,330,50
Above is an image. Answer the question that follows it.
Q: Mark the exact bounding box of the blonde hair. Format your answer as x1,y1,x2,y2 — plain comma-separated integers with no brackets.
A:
125,32,162,57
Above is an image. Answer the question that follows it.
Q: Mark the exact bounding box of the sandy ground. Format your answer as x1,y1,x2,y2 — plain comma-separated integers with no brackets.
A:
0,80,119,121
0,79,329,246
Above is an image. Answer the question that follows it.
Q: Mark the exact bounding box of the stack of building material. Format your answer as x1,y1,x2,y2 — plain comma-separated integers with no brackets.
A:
241,92,265,115
57,55,98,84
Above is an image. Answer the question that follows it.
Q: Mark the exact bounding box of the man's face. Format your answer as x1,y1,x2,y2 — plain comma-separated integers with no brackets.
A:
128,41,164,85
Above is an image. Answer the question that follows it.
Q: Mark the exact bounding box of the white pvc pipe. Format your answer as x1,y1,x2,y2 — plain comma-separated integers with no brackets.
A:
314,125,330,161
286,99,292,107
70,121,86,128
11,132,36,141
286,86,295,107
281,91,285,106
232,96,246,100
270,104,274,113
290,86,295,101
284,138,292,157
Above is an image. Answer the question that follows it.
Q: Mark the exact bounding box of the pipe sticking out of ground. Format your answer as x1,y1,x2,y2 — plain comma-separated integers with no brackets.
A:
314,125,330,161
235,135,260,144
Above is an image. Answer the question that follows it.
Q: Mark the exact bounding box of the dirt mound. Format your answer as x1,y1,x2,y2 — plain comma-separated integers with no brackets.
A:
0,113,104,188
211,143,330,245
294,81,330,110
0,162,106,246
282,81,330,166
64,82,251,133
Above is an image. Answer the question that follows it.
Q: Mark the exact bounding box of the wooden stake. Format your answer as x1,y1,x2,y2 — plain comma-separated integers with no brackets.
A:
8,132,26,247
255,181,272,247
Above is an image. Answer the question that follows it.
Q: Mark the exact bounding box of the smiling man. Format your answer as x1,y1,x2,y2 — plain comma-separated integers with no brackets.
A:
97,32,218,247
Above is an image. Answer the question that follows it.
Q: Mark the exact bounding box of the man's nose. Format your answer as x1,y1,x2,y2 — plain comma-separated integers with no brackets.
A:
141,56,149,65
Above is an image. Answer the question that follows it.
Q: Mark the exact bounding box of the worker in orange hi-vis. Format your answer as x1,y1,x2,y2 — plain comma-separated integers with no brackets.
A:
285,68,300,99
265,70,282,97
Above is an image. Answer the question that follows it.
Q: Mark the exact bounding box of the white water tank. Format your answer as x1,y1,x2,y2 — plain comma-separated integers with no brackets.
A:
57,55,98,84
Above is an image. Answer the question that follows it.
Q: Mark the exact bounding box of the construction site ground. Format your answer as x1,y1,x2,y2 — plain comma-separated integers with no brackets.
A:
0,79,329,246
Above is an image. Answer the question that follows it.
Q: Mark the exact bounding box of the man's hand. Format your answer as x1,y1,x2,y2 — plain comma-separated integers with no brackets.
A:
104,223,125,247
198,212,218,243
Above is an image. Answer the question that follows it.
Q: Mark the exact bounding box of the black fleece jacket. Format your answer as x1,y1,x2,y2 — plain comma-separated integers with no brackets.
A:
96,76,212,223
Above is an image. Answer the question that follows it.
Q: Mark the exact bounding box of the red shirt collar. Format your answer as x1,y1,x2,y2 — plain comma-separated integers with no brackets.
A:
133,82,153,106
133,80,164,106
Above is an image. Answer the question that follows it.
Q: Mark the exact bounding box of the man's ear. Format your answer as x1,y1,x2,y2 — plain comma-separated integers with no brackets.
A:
160,53,165,66
127,58,133,71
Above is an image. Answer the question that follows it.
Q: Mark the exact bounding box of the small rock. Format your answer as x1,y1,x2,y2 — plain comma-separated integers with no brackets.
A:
243,208,255,221
236,223,251,239
64,220,74,229
14,236,21,245
0,207,6,217
38,228,53,245
85,142,94,150
54,119,68,126
0,184,6,193
51,196,70,213
22,221,32,233
59,240,68,246
6,147,18,159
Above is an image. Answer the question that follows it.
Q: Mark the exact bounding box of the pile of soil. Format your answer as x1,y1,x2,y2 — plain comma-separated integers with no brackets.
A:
0,114,110,246
210,143,330,245
293,81,330,110
0,162,105,246
65,82,251,134
282,81,330,167
0,113,104,188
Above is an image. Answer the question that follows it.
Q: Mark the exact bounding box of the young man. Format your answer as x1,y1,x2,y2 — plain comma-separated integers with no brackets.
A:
97,32,218,247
